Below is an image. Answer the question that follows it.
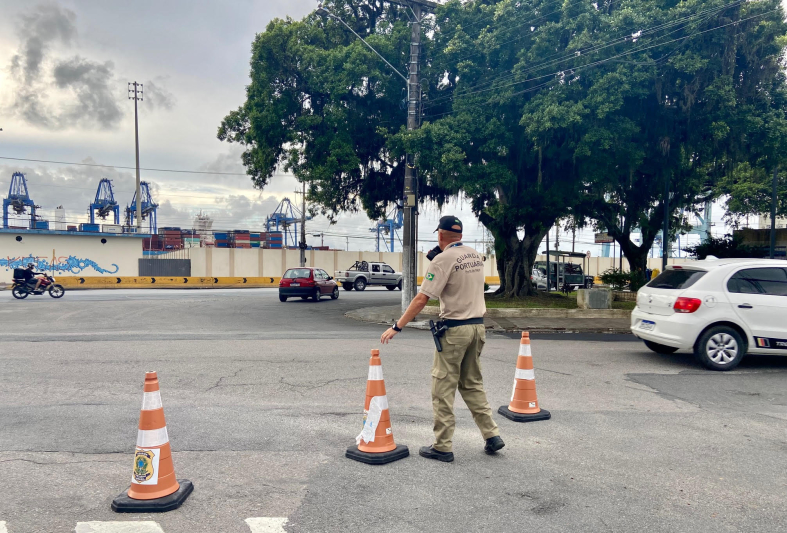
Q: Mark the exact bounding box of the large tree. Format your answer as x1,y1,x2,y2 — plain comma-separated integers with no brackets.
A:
399,0,787,295
575,0,787,282
217,0,440,223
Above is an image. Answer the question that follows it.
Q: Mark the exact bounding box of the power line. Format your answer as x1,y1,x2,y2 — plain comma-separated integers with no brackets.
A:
0,156,268,177
425,0,741,107
423,9,773,120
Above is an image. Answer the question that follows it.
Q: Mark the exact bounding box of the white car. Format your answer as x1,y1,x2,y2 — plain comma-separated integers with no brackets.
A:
631,258,787,370
531,268,548,291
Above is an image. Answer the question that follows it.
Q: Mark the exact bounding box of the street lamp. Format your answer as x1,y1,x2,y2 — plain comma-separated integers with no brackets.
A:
312,233,325,247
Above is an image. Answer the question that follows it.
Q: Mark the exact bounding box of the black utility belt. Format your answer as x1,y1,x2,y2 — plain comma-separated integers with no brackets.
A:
441,317,484,328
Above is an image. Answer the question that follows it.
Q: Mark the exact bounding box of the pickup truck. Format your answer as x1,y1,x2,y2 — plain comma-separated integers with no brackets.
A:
335,261,403,291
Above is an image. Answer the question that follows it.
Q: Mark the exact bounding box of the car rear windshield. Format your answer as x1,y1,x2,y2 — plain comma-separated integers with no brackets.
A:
284,269,312,279
647,269,707,290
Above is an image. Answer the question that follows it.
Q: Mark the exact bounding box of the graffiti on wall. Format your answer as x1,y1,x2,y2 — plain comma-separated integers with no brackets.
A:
0,255,120,274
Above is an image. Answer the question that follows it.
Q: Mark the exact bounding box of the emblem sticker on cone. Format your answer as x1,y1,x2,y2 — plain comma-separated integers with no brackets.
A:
111,371,194,513
132,448,159,485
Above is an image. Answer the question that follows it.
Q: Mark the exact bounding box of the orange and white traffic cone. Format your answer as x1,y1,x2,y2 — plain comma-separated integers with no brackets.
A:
498,332,551,422
346,350,409,465
112,371,193,512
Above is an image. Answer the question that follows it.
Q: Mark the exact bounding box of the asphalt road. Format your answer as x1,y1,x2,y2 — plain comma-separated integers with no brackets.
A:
1,288,786,533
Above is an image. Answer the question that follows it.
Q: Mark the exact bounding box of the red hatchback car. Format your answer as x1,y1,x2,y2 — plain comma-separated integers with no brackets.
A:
279,267,339,302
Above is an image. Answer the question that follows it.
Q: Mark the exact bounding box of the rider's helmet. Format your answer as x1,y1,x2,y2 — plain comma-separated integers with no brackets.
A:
27,263,35,269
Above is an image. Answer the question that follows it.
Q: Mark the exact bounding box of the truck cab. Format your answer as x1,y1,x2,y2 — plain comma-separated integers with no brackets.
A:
335,261,403,291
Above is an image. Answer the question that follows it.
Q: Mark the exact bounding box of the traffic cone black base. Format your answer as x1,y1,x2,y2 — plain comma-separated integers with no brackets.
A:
111,479,194,513
345,444,409,465
498,406,551,423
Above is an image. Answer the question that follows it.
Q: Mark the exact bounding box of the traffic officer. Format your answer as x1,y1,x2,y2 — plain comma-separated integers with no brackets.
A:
381,216,504,462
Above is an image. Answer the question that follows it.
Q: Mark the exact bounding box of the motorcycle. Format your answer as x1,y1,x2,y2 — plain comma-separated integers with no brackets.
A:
11,274,65,300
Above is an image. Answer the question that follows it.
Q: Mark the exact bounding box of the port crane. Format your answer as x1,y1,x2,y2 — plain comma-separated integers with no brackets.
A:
3,172,39,229
370,206,403,252
124,181,158,233
265,198,311,248
88,178,120,224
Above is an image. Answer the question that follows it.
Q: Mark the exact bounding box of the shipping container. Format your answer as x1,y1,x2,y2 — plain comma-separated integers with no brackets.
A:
80,223,100,232
103,224,123,234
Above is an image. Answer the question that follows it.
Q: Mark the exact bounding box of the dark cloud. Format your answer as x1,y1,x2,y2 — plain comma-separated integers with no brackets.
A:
10,2,77,83
144,80,176,111
52,56,123,129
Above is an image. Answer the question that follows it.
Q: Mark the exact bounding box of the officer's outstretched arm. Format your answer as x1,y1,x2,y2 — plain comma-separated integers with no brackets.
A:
381,293,430,344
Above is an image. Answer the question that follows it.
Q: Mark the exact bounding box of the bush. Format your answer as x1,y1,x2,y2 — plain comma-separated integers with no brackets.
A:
484,282,491,292
600,268,633,291
685,234,759,259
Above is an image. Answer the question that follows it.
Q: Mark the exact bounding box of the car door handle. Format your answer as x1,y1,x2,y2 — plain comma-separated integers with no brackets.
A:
738,304,753,309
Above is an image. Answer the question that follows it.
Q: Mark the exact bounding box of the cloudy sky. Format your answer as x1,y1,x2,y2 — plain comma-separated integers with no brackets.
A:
0,0,731,255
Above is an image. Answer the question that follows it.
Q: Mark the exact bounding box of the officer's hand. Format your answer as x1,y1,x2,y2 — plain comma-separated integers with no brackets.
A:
381,328,398,344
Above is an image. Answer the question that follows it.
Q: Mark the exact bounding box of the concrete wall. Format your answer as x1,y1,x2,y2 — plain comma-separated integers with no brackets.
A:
0,231,144,284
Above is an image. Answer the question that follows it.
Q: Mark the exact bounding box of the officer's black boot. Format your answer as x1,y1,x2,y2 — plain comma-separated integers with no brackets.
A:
484,436,505,455
419,445,454,462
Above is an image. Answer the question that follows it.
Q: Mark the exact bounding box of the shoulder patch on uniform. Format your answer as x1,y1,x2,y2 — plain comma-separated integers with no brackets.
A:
426,272,435,281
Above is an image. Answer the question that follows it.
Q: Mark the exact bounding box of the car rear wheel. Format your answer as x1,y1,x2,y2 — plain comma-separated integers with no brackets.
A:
343,284,353,291
397,280,403,291
694,326,745,371
331,287,339,300
644,340,679,354
312,289,321,302
386,285,396,291
279,295,288,303
354,278,367,291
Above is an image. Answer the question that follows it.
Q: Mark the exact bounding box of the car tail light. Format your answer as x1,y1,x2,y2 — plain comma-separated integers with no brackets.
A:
673,297,702,313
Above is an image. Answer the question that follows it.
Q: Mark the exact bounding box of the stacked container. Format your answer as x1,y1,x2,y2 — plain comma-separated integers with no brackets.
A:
250,233,262,248
159,227,183,250
214,232,230,248
267,231,284,249
233,230,251,249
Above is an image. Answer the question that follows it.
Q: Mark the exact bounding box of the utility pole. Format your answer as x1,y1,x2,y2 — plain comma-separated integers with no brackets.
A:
300,180,307,267
662,174,670,271
771,166,778,259
394,0,437,312
317,0,436,311
128,82,143,232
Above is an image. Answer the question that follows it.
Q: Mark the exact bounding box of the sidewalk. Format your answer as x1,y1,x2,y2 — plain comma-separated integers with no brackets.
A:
345,305,632,334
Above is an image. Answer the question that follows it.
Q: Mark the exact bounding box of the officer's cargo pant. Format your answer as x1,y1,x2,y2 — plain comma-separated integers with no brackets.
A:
431,324,499,452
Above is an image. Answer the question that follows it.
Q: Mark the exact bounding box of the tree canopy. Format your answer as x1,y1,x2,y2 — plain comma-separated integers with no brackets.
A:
220,0,787,297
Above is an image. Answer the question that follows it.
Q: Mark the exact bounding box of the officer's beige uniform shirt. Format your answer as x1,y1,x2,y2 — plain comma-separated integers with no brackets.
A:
419,244,486,319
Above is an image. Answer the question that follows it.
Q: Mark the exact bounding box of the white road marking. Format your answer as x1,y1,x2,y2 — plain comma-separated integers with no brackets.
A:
74,522,165,533
245,517,289,532
0,521,7,533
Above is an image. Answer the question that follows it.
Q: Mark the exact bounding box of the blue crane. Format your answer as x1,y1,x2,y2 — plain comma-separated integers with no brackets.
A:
265,198,311,248
125,181,158,234
3,172,39,229
370,206,404,252
88,178,120,224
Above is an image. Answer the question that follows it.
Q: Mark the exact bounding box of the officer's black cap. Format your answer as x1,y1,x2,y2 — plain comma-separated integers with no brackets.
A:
435,216,463,233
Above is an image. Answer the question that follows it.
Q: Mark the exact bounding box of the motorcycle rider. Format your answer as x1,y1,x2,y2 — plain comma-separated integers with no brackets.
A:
22,263,45,293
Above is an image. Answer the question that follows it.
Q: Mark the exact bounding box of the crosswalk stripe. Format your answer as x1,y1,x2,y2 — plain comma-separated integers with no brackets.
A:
245,517,289,532
75,522,165,533
0,520,7,533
